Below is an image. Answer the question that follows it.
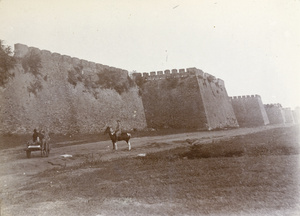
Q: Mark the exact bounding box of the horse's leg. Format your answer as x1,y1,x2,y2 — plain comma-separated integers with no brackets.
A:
112,142,116,150
127,140,131,151
115,142,118,150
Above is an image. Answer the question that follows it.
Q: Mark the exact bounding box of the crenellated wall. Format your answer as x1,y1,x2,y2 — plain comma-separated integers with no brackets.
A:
133,67,238,130
230,95,270,127
132,67,225,87
0,44,147,134
292,107,300,123
283,108,295,123
264,104,285,124
3,43,295,134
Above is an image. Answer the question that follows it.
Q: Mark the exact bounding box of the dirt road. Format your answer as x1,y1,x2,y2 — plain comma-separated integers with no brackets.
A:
0,124,296,215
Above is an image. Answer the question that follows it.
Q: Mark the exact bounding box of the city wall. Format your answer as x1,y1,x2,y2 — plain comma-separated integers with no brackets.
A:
133,68,238,130
264,104,285,124
283,108,295,123
0,44,147,134
292,107,300,123
230,95,269,127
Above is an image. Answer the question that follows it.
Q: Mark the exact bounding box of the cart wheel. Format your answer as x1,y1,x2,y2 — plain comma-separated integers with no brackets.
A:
26,150,31,158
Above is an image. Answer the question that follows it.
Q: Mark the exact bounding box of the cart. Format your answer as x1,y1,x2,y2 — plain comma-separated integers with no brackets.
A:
25,141,50,158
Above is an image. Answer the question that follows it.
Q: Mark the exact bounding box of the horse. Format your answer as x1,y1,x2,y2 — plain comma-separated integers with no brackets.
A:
104,126,131,150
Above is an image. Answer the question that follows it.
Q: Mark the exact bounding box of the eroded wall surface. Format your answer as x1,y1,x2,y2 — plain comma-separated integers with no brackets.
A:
0,44,147,134
133,68,238,130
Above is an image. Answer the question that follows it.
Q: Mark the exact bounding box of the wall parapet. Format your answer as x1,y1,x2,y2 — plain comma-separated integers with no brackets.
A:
132,67,224,86
230,95,261,100
14,43,127,73
264,103,282,108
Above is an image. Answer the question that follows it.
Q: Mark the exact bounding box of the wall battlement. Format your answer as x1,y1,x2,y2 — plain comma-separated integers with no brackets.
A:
230,94,270,127
132,67,224,87
264,103,285,124
264,103,282,108
230,95,261,100
14,43,128,74
1,43,146,134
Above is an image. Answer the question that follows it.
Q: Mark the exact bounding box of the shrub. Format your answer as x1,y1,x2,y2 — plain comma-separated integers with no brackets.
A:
96,69,134,94
0,40,16,86
22,50,42,77
27,79,43,96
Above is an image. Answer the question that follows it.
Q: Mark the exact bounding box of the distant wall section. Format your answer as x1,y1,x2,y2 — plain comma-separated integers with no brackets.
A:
264,104,285,124
283,108,295,123
230,95,269,127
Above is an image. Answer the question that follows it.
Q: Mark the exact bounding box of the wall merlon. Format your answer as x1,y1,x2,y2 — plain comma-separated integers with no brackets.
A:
41,50,52,58
196,69,204,78
157,71,163,76
72,57,81,65
51,52,61,61
179,69,185,73
164,70,171,74
62,55,72,63
96,63,104,70
80,60,89,67
205,73,216,82
171,69,178,74
14,44,29,58
29,47,41,54
186,67,197,74
217,78,224,86
150,71,156,76
132,73,141,78
88,61,96,68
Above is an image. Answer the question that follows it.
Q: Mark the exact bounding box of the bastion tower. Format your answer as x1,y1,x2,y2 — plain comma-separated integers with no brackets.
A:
132,68,239,130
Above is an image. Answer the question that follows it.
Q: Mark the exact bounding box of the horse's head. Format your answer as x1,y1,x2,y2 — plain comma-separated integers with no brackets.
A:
104,126,110,134
104,126,115,135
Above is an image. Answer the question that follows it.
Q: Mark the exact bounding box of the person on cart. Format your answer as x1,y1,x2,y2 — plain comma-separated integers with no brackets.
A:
32,129,40,145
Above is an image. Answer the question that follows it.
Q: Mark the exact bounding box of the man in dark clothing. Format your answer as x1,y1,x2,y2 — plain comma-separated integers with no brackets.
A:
115,120,122,138
32,129,39,144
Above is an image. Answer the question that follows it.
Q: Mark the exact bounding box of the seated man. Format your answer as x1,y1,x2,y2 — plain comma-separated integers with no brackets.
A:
115,120,122,138
32,129,40,145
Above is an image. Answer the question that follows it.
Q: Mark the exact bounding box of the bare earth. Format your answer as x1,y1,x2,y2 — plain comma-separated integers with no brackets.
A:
0,124,299,216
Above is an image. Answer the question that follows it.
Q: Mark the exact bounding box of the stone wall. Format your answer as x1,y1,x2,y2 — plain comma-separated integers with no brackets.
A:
133,68,238,130
292,107,300,123
230,95,270,127
0,44,147,134
264,104,285,124
283,108,295,123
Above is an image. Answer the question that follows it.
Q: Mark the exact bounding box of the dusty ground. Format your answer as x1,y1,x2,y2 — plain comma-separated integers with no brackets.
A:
0,124,299,216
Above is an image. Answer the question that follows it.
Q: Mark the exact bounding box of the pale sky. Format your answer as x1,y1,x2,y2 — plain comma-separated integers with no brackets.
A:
1,0,299,108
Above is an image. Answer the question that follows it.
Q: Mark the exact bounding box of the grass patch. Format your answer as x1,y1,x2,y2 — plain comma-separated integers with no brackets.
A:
180,126,299,159
12,126,300,215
